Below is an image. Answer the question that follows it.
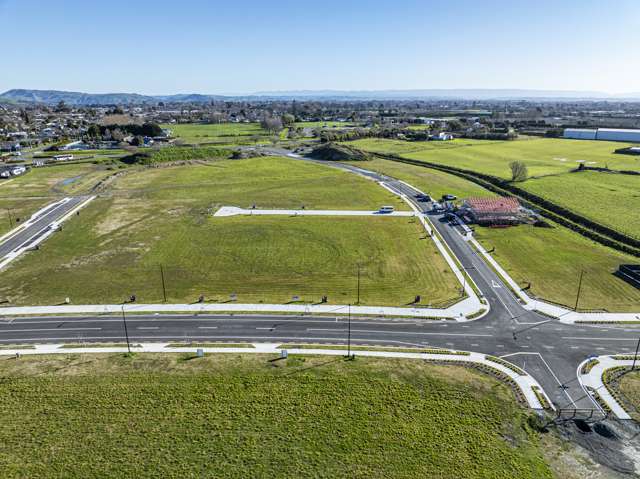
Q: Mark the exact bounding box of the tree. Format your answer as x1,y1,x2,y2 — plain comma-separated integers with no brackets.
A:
281,113,295,127
260,116,283,134
509,161,528,182
87,124,101,138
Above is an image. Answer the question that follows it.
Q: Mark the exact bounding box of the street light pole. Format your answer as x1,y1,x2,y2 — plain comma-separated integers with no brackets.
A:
160,264,167,303
121,302,131,354
574,270,584,312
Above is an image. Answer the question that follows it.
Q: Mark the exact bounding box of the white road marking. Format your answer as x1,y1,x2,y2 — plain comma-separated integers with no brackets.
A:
307,328,346,332
0,327,102,332
561,337,636,341
137,327,159,330
198,326,218,329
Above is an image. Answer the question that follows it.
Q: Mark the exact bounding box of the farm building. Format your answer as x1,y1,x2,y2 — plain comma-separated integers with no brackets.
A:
564,127,640,143
459,197,524,225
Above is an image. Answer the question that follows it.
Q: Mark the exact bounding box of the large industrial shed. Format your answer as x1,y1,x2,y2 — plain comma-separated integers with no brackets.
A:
595,128,640,142
563,128,597,140
564,128,640,142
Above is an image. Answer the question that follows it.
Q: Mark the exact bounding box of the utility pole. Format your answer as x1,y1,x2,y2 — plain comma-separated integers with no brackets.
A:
160,264,167,303
574,270,584,312
121,302,131,354
7,209,13,229
633,336,640,371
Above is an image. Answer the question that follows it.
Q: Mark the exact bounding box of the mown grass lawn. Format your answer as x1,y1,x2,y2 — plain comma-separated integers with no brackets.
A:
0,353,553,478
474,224,640,312
1,157,458,306
349,137,640,238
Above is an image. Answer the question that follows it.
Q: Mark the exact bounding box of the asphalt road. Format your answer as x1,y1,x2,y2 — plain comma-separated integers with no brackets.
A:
1,152,639,413
0,196,88,259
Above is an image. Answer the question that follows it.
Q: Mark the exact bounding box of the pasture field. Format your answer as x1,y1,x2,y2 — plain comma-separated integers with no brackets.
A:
0,353,553,478
474,224,640,312
0,163,113,235
163,122,271,145
0,157,459,306
348,137,640,238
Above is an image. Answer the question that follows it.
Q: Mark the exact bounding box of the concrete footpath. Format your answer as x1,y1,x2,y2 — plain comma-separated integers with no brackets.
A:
0,299,484,321
0,342,549,411
214,206,416,217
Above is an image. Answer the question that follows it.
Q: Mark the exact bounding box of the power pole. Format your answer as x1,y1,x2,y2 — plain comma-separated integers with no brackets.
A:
121,303,131,354
160,264,167,303
574,270,584,312
7,210,13,229
633,336,640,371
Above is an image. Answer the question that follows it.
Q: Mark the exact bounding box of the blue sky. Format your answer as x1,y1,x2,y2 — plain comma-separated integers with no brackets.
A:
1,0,639,95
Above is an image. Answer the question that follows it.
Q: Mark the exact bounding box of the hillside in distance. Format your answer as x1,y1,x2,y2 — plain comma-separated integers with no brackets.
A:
2,88,640,105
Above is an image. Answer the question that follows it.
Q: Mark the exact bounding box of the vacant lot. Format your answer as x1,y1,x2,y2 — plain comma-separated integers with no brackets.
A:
349,137,640,238
1,157,459,306
474,224,640,312
0,353,553,478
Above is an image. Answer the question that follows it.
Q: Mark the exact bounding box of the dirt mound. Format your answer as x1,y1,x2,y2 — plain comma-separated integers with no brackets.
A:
308,143,370,162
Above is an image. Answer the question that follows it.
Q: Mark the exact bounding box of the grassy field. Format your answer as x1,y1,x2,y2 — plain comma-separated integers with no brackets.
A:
0,353,553,478
348,137,640,238
163,122,272,145
110,156,407,210
1,157,460,306
0,163,114,235
474,224,640,312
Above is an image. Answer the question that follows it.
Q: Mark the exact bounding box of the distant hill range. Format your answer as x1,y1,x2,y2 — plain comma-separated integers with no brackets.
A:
1,88,639,105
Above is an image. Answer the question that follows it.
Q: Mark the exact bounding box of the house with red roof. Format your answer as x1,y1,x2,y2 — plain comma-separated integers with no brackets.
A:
460,197,523,225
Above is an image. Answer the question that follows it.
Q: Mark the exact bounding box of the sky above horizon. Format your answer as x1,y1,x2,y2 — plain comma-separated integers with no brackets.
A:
1,0,639,95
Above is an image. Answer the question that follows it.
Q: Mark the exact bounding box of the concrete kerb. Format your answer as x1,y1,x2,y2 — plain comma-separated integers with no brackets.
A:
577,355,636,420
0,343,548,410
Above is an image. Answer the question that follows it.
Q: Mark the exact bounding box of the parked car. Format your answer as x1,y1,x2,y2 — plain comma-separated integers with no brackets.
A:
378,205,395,213
442,194,457,201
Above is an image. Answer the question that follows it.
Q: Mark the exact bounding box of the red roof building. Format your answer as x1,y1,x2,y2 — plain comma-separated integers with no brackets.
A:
461,197,522,225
